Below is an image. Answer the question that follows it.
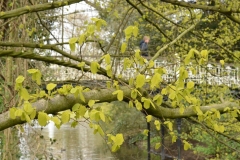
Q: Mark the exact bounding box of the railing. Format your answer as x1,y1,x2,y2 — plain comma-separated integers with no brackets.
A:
42,60,240,87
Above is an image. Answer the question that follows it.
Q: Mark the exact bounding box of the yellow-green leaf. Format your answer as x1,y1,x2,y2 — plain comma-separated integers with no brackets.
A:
29,109,36,119
24,112,31,123
112,90,124,101
78,34,86,45
99,112,105,122
169,92,176,100
135,101,142,111
51,117,61,126
104,54,111,64
35,72,42,85
20,88,30,101
23,101,33,114
184,56,191,65
200,50,208,58
129,101,134,107
142,98,151,109
38,112,48,126
114,134,124,145
161,88,167,95
183,140,191,150
79,92,85,102
15,109,23,117
27,69,38,74
179,105,184,115
72,103,80,111
155,143,161,149
97,125,104,136
16,75,25,84
136,74,145,88
150,73,161,89
121,42,127,53
69,37,78,51
124,26,133,40
153,94,163,106
10,108,17,119
219,125,225,133
61,111,70,124
47,83,57,91
71,121,78,128
77,105,87,117
131,89,138,99
88,100,95,107
90,61,99,74
154,120,160,130
78,62,85,68
146,115,152,122
87,25,95,35
220,60,224,66
187,81,194,89
164,121,173,131
117,90,123,101
132,26,139,37
111,143,119,152
143,129,149,136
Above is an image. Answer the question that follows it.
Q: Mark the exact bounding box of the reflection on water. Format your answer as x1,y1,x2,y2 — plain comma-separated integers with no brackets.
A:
19,122,160,160
20,122,116,160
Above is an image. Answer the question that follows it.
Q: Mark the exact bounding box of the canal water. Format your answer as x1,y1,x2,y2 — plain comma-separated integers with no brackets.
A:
19,122,160,160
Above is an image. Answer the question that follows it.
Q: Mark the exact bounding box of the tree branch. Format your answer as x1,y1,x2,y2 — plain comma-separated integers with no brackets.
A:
140,23,197,73
0,86,132,131
161,0,240,14
0,85,238,131
0,50,97,74
0,43,113,78
0,0,84,19
146,101,238,119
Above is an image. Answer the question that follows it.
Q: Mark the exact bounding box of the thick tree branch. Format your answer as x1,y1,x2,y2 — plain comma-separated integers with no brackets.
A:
146,101,238,119
0,86,132,131
0,85,238,131
0,0,84,19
